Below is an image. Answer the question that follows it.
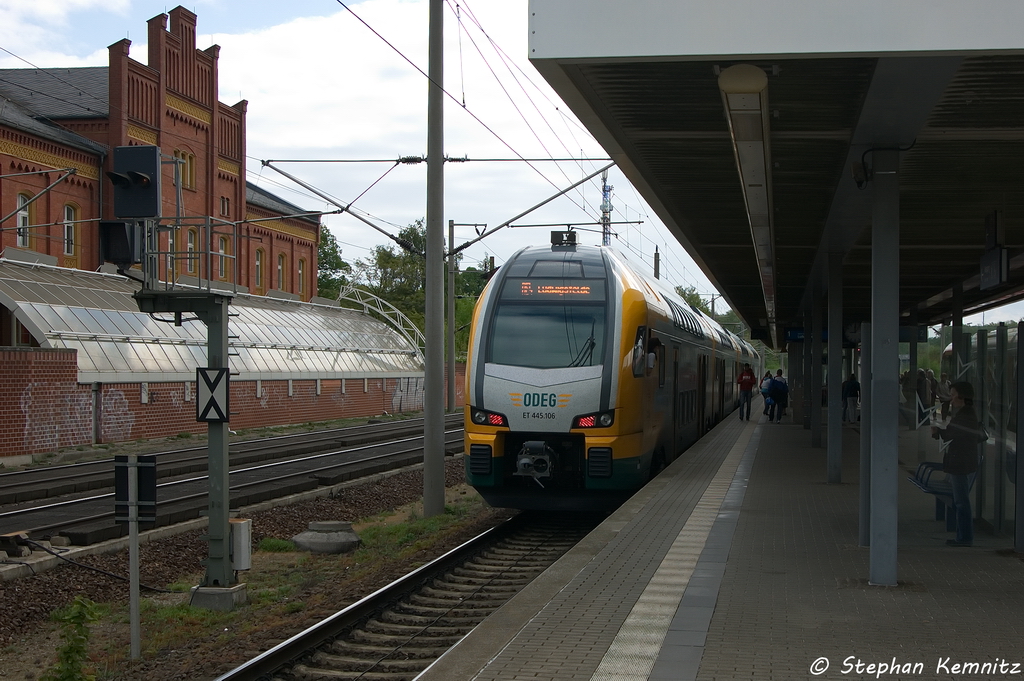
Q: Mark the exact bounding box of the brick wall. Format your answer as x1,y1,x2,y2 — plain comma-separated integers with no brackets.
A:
0,348,90,458
0,347,465,459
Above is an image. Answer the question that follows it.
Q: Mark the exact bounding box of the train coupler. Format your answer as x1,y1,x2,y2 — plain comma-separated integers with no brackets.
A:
514,441,554,488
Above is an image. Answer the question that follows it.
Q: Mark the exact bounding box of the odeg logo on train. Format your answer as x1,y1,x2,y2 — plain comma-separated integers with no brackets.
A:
509,392,571,419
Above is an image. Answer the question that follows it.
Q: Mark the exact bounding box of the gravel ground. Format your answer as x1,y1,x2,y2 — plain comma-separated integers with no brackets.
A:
1,457,513,680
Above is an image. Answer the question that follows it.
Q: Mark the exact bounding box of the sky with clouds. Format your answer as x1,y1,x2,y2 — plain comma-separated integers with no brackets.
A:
1,0,1020,326
0,0,718,303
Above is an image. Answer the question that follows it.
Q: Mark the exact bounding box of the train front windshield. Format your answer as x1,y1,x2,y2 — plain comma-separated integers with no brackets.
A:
487,303,606,369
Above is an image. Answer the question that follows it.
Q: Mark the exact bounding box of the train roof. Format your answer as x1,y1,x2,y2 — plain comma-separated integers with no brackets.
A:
502,242,759,359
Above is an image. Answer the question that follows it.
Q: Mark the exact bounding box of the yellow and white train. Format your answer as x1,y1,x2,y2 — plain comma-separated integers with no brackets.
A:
464,233,759,510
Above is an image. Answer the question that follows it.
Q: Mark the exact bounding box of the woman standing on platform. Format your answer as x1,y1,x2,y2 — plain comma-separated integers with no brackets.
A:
931,381,982,547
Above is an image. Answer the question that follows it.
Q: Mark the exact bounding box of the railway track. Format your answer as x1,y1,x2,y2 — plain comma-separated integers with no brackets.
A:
0,414,461,506
215,512,600,681
0,415,464,545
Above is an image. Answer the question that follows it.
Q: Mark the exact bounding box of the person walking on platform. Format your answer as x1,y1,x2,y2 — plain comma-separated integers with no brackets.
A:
767,369,789,423
841,373,860,422
760,371,773,415
931,381,982,547
737,363,757,421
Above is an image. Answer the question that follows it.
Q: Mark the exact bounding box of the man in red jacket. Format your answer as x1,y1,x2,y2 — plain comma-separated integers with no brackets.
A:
737,363,757,421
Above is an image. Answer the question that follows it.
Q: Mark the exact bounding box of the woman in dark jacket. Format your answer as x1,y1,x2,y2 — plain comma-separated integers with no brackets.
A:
931,381,982,546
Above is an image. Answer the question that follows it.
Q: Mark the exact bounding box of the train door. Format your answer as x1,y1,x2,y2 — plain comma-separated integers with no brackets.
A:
716,357,726,422
698,354,708,434
672,348,679,457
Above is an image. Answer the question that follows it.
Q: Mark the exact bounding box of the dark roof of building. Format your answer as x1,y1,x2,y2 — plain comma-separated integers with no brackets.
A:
246,182,321,226
0,67,108,119
0,94,106,155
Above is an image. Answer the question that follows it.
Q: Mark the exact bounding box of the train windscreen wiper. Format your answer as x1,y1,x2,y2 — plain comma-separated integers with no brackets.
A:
569,320,596,367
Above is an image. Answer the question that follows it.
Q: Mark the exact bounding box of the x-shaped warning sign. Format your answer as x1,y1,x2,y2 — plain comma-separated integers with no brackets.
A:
197,367,230,422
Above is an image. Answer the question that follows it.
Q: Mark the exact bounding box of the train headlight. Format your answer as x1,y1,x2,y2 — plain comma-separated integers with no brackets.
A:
471,408,508,427
573,410,614,428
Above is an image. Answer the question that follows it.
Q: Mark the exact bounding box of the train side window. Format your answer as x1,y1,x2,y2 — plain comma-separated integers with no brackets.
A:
657,346,666,387
632,326,647,378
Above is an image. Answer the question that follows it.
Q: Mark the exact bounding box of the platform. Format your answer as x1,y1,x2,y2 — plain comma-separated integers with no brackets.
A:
417,410,1024,681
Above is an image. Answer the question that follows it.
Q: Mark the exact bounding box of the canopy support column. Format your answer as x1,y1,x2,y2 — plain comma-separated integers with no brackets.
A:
827,251,843,481
869,149,900,586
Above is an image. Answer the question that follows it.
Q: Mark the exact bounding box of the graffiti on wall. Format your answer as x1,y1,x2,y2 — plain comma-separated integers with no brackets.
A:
19,382,92,452
392,376,425,413
101,390,135,442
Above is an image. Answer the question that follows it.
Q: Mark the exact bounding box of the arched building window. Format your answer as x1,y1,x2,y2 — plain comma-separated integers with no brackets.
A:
218,236,228,278
16,195,30,248
173,149,196,189
278,253,286,291
63,205,76,255
298,259,305,297
254,249,264,289
187,229,197,273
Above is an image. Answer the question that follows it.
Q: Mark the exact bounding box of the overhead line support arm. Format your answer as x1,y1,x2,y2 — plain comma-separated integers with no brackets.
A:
448,162,614,258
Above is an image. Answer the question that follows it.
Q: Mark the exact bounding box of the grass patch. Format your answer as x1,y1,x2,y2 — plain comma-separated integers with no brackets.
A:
257,537,296,552
41,486,490,679
351,501,476,564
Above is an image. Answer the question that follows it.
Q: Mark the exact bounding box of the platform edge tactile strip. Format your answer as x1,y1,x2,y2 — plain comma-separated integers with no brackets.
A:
414,417,756,681
590,419,756,681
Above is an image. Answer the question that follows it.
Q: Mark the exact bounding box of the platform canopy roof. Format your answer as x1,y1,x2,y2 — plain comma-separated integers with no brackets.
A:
529,0,1024,347
0,258,422,383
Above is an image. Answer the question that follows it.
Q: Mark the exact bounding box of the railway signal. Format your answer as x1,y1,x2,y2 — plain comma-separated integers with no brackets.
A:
107,145,162,219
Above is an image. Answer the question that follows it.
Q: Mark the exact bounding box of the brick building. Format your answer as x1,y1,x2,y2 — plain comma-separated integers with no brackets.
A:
0,8,451,462
0,6,318,296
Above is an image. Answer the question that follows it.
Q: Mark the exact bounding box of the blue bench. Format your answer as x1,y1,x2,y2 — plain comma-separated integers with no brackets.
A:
907,457,980,531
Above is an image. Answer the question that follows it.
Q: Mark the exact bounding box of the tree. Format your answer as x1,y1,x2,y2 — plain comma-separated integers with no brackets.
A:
317,225,351,300
715,307,748,336
354,220,428,329
674,285,713,316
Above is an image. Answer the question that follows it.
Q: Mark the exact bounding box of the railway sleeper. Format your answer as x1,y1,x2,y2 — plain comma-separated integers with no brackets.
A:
396,600,495,616
310,651,431,673
361,619,472,636
291,662,419,680
473,555,562,568
418,585,517,601
482,544,568,555
489,545,577,557
389,606,489,625
449,566,537,581
463,557,551,570
406,592,503,609
427,579,520,595
378,609,485,628
443,571,533,586
481,551,565,564
328,639,449,660
351,629,466,648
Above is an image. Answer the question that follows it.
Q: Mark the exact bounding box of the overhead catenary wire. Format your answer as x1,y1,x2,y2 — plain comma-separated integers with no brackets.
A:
436,2,709,288
332,0,599,224
448,2,593,188
446,0,601,218
262,160,424,256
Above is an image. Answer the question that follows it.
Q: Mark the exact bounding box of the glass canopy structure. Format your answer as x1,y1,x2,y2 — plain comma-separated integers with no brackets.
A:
0,258,423,384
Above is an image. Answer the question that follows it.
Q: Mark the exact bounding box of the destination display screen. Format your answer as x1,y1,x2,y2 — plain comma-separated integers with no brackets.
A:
501,278,605,301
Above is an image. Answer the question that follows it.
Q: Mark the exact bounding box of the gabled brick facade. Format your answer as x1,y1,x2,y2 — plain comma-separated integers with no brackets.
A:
0,6,319,297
